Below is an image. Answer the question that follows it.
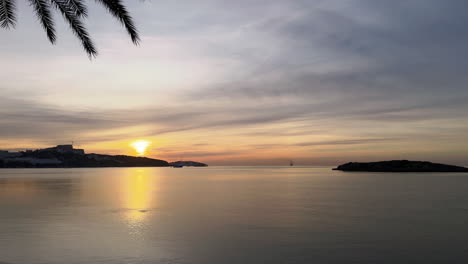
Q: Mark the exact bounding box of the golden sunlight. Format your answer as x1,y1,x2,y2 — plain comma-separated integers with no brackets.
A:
121,169,155,224
130,140,151,156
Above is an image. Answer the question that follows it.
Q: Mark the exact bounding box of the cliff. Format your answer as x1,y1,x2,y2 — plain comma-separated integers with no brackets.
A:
333,160,468,172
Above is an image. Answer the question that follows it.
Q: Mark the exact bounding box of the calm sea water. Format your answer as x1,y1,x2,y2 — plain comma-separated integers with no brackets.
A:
1,167,468,264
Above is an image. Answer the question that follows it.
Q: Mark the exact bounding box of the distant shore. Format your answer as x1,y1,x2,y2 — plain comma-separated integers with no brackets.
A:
0,145,207,168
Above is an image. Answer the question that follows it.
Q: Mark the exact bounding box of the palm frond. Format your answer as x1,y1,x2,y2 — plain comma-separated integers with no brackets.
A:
65,0,87,17
51,0,97,57
2,0,139,57
95,0,140,44
28,0,56,43
0,0,16,29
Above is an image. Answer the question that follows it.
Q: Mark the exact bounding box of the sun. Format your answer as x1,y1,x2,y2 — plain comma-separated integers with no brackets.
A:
130,140,151,156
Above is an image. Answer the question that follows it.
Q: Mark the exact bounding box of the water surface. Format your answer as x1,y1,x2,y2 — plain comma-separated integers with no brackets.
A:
1,167,468,263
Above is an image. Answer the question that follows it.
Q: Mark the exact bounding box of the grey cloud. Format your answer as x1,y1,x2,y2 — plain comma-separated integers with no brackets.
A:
186,0,468,107
0,97,125,125
177,0,468,138
2,91,467,146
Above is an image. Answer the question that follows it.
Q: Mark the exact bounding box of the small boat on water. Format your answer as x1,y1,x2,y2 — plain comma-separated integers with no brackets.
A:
172,164,184,168
290,160,294,166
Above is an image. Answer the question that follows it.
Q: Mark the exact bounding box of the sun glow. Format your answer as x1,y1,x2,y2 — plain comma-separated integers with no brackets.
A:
130,140,151,156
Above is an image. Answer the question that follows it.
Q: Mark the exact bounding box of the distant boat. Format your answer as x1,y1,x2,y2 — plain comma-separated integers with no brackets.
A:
172,164,184,168
290,160,294,166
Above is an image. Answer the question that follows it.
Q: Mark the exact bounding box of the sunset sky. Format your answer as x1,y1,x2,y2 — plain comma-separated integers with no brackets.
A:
1,0,467,165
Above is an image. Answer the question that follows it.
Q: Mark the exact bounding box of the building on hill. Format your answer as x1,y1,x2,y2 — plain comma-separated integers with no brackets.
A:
42,145,85,155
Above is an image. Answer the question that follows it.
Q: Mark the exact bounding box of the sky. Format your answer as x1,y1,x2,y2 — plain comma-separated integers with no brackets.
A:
1,0,468,165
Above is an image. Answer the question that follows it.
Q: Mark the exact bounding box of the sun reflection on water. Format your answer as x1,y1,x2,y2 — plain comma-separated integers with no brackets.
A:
121,169,156,226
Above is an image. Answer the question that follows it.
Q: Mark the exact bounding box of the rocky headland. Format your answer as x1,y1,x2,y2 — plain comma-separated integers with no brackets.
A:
0,145,207,168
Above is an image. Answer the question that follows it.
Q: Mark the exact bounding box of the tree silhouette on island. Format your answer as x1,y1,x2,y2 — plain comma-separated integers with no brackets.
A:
0,0,139,57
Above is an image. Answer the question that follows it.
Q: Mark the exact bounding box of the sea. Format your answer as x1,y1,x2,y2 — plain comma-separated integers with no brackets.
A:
1,167,468,264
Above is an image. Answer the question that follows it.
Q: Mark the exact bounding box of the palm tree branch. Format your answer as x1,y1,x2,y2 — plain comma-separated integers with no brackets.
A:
28,0,56,43
0,0,16,29
65,0,87,17
51,0,97,57
95,0,139,44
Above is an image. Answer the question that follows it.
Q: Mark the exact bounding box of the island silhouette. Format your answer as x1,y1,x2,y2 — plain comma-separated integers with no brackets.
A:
333,160,468,172
0,145,207,168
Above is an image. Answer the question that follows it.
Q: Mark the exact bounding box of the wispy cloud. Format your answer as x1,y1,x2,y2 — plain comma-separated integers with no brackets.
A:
1,0,467,164
295,138,399,147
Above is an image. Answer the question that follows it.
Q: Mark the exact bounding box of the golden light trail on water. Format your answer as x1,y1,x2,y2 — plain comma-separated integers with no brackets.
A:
122,169,154,225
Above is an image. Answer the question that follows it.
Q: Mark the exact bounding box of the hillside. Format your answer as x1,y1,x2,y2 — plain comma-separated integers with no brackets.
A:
0,145,169,168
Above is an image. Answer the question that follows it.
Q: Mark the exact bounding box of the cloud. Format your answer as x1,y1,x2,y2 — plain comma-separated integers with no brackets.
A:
1,0,468,164
185,0,468,103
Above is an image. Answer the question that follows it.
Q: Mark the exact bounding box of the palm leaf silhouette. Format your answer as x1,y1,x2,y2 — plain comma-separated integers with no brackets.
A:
0,0,139,57
0,0,16,28
52,0,96,57
95,0,139,44
29,0,56,43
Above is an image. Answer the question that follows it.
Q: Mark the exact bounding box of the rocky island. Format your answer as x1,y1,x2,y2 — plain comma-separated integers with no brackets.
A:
0,145,207,168
333,160,468,172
